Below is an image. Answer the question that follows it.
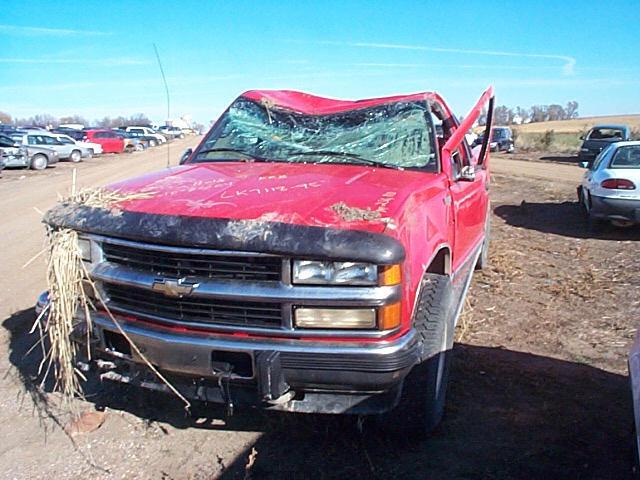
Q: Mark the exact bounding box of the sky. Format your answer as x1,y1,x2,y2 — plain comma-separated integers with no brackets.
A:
1,0,639,125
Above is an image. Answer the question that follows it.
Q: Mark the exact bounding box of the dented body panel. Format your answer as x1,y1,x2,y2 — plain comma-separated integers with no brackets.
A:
44,88,494,414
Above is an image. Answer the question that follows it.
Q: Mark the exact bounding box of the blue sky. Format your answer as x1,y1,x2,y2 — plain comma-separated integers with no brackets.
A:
1,0,639,125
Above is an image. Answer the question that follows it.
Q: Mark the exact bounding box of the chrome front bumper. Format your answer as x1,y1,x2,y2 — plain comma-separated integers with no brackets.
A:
87,311,419,414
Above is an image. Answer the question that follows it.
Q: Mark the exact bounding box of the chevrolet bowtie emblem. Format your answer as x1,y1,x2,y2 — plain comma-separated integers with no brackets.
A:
152,278,199,298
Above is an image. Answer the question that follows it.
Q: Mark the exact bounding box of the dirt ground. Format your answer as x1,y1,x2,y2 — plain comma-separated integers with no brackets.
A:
1,144,638,479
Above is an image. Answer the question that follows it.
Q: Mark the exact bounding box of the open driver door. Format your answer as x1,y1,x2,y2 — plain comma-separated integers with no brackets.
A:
441,86,494,273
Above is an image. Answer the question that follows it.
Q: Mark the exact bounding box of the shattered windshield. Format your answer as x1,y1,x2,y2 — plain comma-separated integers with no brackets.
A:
195,97,437,170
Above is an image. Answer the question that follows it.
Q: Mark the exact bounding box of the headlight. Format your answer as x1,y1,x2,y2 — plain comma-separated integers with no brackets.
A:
292,260,377,285
77,237,92,262
295,308,377,329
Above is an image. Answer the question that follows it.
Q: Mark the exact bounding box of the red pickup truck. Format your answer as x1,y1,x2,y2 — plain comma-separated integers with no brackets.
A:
43,87,494,435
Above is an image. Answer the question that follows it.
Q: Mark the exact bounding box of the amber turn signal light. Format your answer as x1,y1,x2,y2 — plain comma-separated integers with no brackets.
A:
378,302,401,330
379,264,401,285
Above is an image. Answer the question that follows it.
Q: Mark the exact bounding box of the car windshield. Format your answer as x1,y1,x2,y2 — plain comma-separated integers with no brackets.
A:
610,146,640,169
587,128,625,141
195,97,437,170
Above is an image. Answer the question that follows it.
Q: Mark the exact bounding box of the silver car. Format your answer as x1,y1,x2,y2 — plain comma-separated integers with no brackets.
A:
15,130,92,163
0,133,59,170
578,141,640,227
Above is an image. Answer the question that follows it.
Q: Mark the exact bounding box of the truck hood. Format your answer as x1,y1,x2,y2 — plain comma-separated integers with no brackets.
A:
108,162,436,234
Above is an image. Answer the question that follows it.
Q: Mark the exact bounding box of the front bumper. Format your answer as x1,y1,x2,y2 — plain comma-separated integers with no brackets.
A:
76,310,420,414
590,195,640,223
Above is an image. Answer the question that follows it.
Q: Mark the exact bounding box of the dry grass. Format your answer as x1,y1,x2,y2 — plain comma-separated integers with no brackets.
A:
513,114,640,134
34,185,191,410
34,228,93,403
66,186,152,209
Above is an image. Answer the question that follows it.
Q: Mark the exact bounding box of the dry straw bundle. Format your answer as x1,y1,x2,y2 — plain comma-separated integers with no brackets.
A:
35,183,190,409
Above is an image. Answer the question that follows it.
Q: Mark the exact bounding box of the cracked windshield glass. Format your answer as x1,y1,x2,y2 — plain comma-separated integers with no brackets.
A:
196,98,437,170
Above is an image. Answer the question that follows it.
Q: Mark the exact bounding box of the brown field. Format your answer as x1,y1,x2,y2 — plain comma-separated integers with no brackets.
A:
0,144,639,479
513,114,640,133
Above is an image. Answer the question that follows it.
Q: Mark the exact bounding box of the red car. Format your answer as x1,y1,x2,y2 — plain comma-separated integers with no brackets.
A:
83,129,124,154
43,87,494,435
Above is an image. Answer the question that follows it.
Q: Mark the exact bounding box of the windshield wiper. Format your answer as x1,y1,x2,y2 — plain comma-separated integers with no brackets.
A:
288,150,402,170
194,148,266,162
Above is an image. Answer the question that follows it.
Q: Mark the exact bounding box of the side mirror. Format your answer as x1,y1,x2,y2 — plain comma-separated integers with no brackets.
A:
460,165,476,182
179,148,193,165
580,161,589,169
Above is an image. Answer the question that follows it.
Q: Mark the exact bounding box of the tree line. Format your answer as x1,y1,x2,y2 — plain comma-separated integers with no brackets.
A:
478,101,579,126
0,111,153,129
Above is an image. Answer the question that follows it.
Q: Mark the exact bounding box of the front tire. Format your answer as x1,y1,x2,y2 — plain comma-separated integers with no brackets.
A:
30,154,48,170
475,212,491,270
149,139,157,147
378,273,456,438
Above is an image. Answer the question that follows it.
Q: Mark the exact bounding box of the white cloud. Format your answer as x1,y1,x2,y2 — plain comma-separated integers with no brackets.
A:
0,24,109,36
0,57,150,66
313,40,577,76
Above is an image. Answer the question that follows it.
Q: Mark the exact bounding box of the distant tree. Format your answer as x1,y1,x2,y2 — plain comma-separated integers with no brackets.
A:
515,106,529,123
547,104,566,121
59,114,88,126
477,107,488,126
0,111,12,124
97,116,113,128
530,105,548,123
494,105,510,125
128,113,151,126
566,101,579,119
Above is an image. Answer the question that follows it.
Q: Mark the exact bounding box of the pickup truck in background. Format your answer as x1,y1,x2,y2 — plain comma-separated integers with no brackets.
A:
42,87,494,435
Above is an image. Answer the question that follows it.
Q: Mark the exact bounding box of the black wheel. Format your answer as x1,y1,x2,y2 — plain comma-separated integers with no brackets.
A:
582,191,607,231
475,211,491,270
69,149,82,163
375,273,456,438
30,154,48,170
125,144,135,153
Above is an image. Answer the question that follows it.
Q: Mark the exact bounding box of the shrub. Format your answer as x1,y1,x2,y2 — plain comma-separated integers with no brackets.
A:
540,130,555,150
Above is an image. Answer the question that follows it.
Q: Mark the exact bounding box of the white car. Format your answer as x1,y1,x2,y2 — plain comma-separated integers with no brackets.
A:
578,140,640,227
54,133,103,155
14,131,92,163
125,126,166,144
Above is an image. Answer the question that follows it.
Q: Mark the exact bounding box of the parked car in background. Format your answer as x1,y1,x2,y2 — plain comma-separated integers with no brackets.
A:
84,130,125,154
52,128,85,141
54,133,103,155
125,126,166,144
115,129,157,148
13,131,91,163
0,133,58,170
113,130,144,152
578,125,630,164
473,126,514,153
159,126,185,139
578,141,640,228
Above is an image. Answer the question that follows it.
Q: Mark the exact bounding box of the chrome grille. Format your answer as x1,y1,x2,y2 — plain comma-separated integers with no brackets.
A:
104,284,282,328
101,242,282,282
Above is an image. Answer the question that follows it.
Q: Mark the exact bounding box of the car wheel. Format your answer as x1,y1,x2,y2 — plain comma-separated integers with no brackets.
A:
69,150,82,163
582,191,606,231
375,273,455,438
125,144,135,153
508,143,514,153
30,154,48,170
149,139,157,147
